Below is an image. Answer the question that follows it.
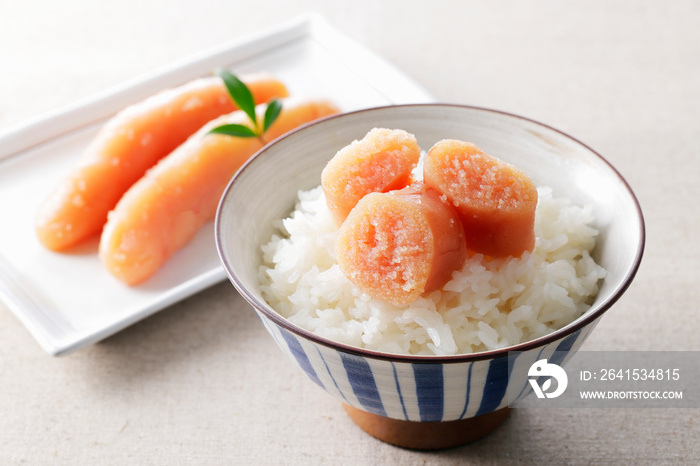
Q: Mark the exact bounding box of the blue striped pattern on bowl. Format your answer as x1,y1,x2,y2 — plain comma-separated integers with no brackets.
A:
257,309,600,422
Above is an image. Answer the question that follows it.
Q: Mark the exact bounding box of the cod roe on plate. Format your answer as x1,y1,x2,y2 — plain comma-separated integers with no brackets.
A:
35,73,288,251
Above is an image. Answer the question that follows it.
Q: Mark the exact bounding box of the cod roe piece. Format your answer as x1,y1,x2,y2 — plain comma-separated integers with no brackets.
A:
336,184,466,306
99,98,340,285
423,139,538,258
321,128,420,226
35,73,289,251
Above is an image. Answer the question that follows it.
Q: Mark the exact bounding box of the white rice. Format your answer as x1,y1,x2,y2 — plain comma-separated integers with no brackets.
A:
259,186,606,356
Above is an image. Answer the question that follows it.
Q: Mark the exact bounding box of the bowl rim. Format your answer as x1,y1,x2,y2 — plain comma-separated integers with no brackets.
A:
215,103,646,364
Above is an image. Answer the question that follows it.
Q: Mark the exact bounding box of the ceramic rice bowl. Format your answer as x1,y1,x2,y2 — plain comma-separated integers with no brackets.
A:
215,104,645,449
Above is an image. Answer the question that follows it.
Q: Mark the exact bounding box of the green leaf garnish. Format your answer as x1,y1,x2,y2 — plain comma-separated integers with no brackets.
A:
262,99,282,132
208,124,258,138
215,68,257,125
208,69,283,142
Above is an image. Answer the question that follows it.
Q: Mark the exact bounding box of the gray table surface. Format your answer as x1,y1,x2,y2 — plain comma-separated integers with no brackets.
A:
1,1,698,464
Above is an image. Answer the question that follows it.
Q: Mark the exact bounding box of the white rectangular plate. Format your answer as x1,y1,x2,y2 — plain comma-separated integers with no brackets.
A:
0,14,434,356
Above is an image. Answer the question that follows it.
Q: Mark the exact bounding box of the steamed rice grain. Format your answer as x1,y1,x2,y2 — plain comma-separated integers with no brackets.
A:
259,186,606,356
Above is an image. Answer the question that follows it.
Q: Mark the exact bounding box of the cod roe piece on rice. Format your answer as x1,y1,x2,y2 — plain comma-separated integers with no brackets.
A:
321,128,421,226
423,139,538,258
335,183,466,306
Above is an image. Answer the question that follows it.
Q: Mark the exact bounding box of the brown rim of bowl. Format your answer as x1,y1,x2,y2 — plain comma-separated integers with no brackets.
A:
215,103,646,364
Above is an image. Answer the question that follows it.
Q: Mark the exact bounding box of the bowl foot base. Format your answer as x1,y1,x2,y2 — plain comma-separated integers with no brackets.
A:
342,404,510,450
